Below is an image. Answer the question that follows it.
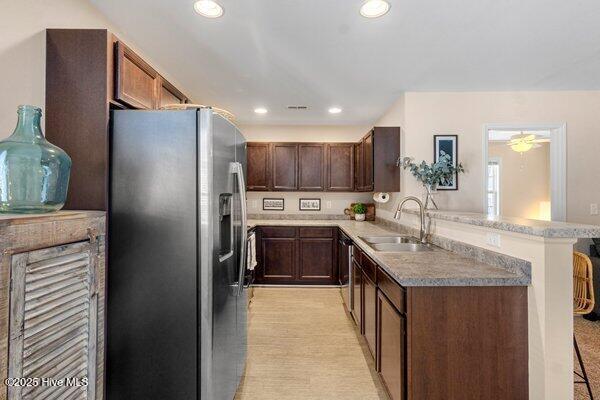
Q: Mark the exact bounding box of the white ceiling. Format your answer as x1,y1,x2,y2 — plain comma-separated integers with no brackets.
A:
91,0,600,125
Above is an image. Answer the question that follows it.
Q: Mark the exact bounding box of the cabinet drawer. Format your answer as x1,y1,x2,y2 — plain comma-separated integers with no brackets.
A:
260,226,297,238
378,267,406,313
299,227,334,238
361,254,377,283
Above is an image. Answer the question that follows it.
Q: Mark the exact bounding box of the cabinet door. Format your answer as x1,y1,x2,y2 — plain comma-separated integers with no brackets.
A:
247,143,271,191
363,131,374,192
363,275,377,358
158,77,187,108
260,238,296,283
352,261,363,331
354,142,364,191
326,143,354,191
298,144,325,191
298,238,335,283
114,41,159,109
377,291,406,400
272,143,298,191
8,241,99,400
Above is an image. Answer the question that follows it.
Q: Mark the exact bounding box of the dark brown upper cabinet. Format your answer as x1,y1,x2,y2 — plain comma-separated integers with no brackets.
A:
158,77,188,108
115,41,160,110
354,142,364,191
326,143,354,191
245,127,398,193
356,127,400,193
247,143,271,191
272,143,298,191
363,131,374,191
45,29,189,211
298,144,325,191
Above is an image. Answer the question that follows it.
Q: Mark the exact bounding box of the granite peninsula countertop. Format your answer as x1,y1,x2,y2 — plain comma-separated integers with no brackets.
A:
248,219,530,287
403,209,600,238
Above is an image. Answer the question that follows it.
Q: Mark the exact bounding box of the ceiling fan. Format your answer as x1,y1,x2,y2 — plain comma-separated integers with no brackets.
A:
506,132,550,153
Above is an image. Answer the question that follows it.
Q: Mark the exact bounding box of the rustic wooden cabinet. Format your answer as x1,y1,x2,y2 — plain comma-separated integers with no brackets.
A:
326,143,354,191
255,226,338,285
0,211,106,400
298,144,325,191
46,29,189,210
272,144,298,191
247,143,271,191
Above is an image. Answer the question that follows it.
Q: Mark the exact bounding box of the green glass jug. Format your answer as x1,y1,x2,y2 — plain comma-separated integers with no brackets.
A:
0,105,71,213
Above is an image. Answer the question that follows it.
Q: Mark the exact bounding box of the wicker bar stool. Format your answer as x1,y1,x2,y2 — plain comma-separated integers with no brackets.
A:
574,251,595,399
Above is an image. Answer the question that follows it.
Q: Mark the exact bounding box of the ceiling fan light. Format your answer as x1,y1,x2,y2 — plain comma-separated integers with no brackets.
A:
360,0,391,18
510,142,534,153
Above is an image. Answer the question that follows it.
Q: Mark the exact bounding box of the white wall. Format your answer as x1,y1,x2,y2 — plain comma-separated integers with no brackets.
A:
0,0,185,139
240,124,373,215
375,91,600,225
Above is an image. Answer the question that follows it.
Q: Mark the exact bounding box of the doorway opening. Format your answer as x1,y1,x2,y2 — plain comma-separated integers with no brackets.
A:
482,124,566,221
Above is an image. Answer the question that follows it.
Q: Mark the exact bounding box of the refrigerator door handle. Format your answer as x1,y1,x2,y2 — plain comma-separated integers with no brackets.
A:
231,162,248,297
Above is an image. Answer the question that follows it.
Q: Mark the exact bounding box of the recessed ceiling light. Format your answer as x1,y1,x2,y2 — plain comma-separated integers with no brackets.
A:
360,0,390,18
254,107,268,114
328,107,342,114
193,0,224,18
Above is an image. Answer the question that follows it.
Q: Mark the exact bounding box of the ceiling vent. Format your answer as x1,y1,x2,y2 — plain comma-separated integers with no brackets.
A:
287,105,308,110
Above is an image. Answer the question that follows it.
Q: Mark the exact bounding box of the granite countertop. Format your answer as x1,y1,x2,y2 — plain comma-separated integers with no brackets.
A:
403,209,600,238
248,219,530,287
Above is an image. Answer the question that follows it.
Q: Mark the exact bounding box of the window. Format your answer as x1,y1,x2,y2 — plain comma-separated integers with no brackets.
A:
487,159,500,216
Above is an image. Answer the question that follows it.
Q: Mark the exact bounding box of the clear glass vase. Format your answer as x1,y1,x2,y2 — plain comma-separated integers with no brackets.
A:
0,105,71,213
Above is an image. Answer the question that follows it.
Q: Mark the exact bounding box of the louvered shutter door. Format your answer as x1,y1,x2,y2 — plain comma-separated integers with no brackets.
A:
8,241,99,400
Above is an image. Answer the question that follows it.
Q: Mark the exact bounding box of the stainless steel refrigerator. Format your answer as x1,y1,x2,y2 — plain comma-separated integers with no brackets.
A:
107,108,248,400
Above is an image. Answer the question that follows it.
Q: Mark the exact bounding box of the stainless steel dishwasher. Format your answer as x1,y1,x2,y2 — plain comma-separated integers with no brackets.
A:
339,232,353,311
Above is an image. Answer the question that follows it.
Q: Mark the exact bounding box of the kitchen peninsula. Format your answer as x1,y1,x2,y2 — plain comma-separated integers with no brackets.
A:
248,211,600,400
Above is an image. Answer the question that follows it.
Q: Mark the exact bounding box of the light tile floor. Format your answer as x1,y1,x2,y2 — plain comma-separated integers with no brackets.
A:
235,287,389,400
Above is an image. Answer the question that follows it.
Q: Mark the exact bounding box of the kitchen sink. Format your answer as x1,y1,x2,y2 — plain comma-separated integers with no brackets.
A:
370,243,432,252
359,235,419,244
358,236,432,252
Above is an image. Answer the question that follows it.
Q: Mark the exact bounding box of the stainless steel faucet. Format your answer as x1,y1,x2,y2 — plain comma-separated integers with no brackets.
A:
394,196,427,244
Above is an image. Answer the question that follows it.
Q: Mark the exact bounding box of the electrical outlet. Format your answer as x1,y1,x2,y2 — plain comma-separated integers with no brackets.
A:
326,201,332,209
591,203,599,216
486,233,501,248
251,200,258,209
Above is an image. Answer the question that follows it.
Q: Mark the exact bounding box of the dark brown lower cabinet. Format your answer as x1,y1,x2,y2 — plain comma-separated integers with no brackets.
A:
255,226,337,285
352,261,363,331
261,237,296,282
363,274,377,358
377,290,406,400
351,248,529,400
298,237,335,283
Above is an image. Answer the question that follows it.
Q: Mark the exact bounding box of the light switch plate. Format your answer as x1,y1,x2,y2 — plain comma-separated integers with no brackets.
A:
326,201,332,209
591,203,598,216
486,232,501,248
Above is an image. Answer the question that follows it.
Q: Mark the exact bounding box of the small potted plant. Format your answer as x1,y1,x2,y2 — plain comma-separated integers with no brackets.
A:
352,203,367,222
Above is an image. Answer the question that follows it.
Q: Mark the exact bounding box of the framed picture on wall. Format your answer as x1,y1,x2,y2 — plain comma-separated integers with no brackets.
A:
263,198,284,211
299,198,321,211
434,135,458,190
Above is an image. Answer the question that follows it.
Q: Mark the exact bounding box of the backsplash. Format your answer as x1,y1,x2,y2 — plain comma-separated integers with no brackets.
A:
246,191,373,215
